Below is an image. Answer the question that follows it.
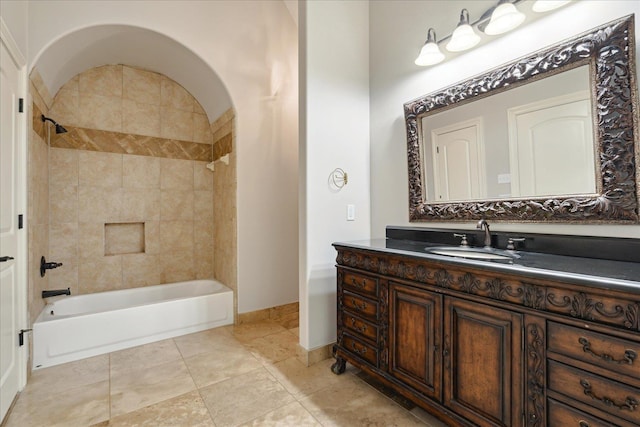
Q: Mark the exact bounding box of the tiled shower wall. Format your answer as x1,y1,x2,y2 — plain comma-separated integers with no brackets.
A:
45,65,219,295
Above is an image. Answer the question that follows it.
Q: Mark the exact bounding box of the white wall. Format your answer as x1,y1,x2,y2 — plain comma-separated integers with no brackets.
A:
26,0,299,314
300,0,371,350
0,0,28,58
370,0,640,238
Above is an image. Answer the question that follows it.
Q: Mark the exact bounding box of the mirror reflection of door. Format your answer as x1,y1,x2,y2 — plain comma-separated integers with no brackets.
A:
508,92,595,197
430,118,486,202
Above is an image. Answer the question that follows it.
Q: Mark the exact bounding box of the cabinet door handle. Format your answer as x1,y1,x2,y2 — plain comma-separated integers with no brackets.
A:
443,335,450,370
351,298,368,312
351,278,366,289
579,337,637,365
351,341,368,356
349,317,368,333
580,379,639,411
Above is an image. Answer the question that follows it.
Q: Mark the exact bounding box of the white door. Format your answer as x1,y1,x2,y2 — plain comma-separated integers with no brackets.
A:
0,22,25,423
431,119,485,202
508,93,595,197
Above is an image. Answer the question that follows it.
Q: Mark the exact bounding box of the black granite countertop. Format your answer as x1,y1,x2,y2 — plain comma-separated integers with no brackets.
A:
333,238,640,293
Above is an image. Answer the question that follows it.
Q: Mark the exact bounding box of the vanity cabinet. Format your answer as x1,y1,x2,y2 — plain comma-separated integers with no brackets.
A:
332,245,640,427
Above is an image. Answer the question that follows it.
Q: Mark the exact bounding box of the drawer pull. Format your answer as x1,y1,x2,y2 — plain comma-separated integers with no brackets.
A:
349,317,368,333
351,278,366,289
579,337,637,365
351,341,368,356
578,421,589,427
351,298,368,311
580,379,639,412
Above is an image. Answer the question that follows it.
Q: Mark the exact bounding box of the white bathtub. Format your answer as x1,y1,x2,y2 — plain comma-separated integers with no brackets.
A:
32,279,233,369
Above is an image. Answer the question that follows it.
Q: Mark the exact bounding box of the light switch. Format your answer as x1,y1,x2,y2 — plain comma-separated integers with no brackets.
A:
347,204,355,221
498,173,511,184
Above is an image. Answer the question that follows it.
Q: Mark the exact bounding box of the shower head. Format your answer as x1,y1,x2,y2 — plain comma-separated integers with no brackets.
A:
41,115,68,134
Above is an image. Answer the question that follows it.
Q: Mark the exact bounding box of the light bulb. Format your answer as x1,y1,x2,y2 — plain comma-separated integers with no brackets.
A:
446,9,481,52
484,1,525,35
532,0,570,13
415,28,445,66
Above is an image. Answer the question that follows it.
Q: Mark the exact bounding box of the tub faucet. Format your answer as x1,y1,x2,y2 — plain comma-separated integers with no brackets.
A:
42,288,70,298
40,256,63,277
476,219,492,248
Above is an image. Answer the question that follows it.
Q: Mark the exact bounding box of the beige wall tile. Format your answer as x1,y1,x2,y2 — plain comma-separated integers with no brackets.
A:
79,65,122,98
193,161,214,190
160,251,195,284
50,222,78,260
50,148,78,187
122,189,160,222
78,255,123,294
78,93,122,132
59,75,79,93
123,155,160,189
50,186,78,224
195,252,214,280
144,221,161,255
79,151,123,188
160,190,194,221
161,78,193,111
105,223,145,255
160,107,193,141
193,113,212,144
78,187,122,223
123,100,161,137
194,191,214,222
78,222,104,260
194,221,214,253
159,221,193,252
123,67,161,105
48,88,79,128
30,69,54,109
160,158,193,190
122,254,160,287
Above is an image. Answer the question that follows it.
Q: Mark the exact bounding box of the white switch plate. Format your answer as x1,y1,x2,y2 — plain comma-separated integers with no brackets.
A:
347,204,355,221
497,173,511,184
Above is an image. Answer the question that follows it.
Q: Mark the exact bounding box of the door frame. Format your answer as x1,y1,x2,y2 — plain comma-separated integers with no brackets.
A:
429,117,487,202
1,16,29,393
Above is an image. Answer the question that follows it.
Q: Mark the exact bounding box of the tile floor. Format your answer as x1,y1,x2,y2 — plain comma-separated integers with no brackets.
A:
4,320,447,427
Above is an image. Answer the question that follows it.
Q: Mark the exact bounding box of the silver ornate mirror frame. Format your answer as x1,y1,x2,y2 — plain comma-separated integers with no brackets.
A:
404,15,639,223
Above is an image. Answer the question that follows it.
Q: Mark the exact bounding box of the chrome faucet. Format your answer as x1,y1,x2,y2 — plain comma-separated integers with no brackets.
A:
476,219,492,248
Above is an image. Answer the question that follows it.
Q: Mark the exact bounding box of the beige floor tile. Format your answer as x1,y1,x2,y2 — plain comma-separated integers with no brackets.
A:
238,401,321,427
199,367,295,426
110,358,196,417
110,339,182,376
174,326,241,358
244,329,299,364
231,320,289,343
300,375,428,426
264,357,345,399
98,391,214,427
410,407,450,427
184,346,263,389
23,354,109,400
5,380,109,427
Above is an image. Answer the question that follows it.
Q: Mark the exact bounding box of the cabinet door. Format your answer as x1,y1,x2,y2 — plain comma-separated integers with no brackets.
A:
389,282,442,400
444,297,523,427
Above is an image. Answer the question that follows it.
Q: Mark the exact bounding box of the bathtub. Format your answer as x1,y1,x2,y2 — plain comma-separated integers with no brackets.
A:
32,279,233,369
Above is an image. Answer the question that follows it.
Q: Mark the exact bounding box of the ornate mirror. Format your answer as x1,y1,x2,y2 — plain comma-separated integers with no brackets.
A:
404,15,639,222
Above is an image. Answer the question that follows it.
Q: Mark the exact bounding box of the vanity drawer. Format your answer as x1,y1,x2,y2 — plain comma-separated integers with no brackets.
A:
548,398,620,427
547,360,640,425
548,322,639,380
341,312,378,343
341,271,378,297
342,333,378,367
341,291,378,321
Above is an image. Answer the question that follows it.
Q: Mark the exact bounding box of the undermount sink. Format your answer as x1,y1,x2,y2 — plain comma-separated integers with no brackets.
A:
428,246,517,261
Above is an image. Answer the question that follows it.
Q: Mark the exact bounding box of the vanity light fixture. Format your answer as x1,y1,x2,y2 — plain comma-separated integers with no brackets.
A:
446,9,481,52
484,0,526,35
532,0,570,13
415,28,445,66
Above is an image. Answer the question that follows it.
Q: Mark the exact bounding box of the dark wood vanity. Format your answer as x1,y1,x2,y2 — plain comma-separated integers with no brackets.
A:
331,229,640,427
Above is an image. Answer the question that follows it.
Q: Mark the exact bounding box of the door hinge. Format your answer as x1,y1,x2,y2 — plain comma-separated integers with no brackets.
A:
19,329,32,346
18,98,24,113
18,214,23,229
436,146,440,154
